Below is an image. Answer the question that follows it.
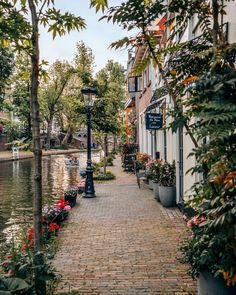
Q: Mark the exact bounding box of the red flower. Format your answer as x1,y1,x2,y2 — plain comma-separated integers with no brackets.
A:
49,223,60,231
55,199,68,209
22,244,27,251
27,227,34,240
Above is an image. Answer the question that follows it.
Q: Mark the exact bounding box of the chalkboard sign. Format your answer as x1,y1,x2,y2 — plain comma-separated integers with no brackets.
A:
145,113,163,130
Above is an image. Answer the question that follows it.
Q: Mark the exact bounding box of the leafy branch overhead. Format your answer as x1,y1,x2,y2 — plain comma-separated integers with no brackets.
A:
0,0,86,50
41,8,86,39
90,0,108,12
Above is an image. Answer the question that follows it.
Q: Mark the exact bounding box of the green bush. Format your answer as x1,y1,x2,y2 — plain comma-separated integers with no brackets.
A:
106,155,114,166
94,171,115,180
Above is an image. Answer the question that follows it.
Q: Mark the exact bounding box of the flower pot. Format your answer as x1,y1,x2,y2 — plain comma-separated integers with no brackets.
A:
64,195,77,207
153,182,160,201
198,271,236,295
148,179,153,190
159,185,176,207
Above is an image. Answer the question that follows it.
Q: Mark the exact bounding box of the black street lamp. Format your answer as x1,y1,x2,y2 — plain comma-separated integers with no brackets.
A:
81,86,97,198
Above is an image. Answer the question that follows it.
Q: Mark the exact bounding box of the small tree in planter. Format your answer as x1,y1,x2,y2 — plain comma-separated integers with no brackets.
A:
159,161,176,207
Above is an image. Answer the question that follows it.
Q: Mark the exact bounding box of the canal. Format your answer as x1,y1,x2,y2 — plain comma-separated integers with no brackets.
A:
0,152,100,245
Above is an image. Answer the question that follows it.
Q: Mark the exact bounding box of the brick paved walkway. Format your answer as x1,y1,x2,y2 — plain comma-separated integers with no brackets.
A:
53,158,197,295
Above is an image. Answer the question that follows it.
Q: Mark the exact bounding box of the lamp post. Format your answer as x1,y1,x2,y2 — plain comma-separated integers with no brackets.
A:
81,86,97,198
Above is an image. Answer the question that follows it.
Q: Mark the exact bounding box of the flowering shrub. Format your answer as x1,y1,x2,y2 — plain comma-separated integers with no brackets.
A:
64,187,78,207
159,161,176,186
180,213,236,287
135,153,151,170
42,199,70,224
145,160,155,180
180,154,236,287
145,159,163,182
0,192,76,292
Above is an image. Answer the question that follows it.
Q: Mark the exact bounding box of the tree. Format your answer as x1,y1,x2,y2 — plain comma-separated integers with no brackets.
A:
10,52,32,139
1,1,86,293
40,60,73,148
92,0,236,283
93,60,125,172
0,46,14,108
60,41,95,145
60,75,84,146
74,40,95,85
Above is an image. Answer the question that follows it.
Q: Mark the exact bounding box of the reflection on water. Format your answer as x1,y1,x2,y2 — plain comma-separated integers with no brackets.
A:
0,152,100,244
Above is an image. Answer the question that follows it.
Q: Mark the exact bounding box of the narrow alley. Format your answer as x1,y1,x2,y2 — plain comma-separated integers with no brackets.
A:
53,157,196,295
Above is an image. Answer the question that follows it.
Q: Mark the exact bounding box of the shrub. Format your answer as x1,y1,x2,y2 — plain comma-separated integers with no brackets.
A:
94,171,115,180
135,153,150,171
159,161,176,186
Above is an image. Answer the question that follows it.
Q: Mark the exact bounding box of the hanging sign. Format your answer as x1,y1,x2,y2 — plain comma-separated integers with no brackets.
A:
145,113,163,130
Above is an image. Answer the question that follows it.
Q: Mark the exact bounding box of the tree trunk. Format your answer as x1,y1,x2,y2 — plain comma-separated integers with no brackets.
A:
103,133,108,174
62,125,72,145
46,118,53,149
28,0,45,293
113,135,117,151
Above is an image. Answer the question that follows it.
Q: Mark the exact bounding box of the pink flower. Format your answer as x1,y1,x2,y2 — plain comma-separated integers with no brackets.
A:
64,205,71,211
187,220,193,228
5,269,14,277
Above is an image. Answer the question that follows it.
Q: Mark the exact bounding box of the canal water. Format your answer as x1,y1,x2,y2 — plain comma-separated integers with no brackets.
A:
0,152,100,245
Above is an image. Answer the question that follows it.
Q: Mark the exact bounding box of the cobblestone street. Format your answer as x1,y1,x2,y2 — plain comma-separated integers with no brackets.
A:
53,157,197,295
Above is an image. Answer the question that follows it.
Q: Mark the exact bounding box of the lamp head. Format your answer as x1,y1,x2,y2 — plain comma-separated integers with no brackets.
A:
81,87,97,107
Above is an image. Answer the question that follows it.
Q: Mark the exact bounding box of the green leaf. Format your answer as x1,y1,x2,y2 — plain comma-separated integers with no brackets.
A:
0,276,30,293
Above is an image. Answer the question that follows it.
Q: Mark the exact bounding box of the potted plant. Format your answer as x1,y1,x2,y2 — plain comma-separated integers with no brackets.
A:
180,212,236,295
151,159,163,200
146,160,155,189
64,187,78,207
135,153,150,172
158,161,176,207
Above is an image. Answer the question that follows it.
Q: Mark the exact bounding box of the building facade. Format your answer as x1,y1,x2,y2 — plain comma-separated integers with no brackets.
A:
124,2,236,204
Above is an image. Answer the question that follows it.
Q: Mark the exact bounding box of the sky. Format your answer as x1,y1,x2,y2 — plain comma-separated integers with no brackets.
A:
40,0,130,73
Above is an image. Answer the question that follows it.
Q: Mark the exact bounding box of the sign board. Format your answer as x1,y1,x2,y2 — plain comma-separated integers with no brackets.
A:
145,113,163,130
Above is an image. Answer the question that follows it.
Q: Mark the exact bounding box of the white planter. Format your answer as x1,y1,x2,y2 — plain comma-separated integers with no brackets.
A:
198,271,236,295
148,179,153,190
153,182,160,201
159,186,176,207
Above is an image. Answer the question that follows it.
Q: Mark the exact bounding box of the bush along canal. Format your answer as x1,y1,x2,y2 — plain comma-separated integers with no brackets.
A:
0,183,85,294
